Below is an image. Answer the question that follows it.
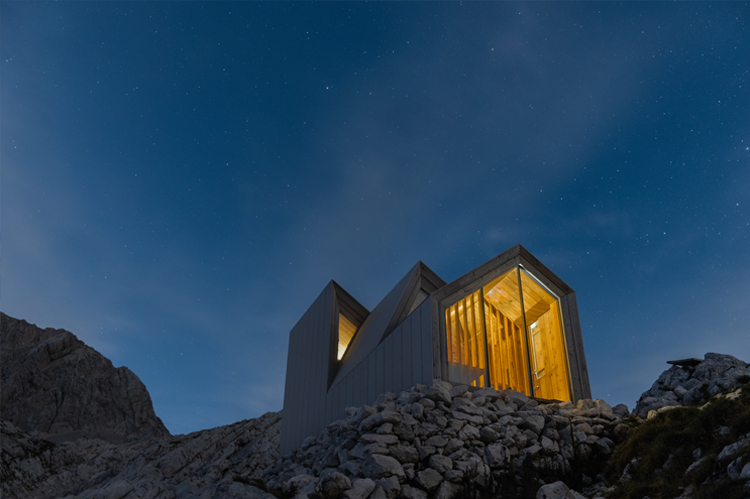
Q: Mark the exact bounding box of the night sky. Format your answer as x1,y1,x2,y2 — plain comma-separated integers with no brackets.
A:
3,2,749,436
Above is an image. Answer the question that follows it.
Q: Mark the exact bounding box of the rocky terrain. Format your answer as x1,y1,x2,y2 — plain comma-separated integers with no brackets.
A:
1,313,168,442
2,312,750,499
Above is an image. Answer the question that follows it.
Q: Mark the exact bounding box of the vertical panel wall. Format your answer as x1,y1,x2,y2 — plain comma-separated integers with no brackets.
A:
280,283,336,455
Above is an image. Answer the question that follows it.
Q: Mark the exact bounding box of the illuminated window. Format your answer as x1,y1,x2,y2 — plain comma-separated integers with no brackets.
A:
444,266,571,400
445,289,486,387
337,314,358,360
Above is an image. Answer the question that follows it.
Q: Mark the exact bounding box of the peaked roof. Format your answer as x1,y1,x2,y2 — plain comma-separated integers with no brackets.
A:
331,261,445,387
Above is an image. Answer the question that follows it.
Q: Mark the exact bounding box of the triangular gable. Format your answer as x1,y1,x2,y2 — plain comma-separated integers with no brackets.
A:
330,261,445,388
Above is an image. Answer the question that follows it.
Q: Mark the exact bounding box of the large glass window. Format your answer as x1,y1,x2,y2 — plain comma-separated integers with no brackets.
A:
444,266,570,400
445,290,486,387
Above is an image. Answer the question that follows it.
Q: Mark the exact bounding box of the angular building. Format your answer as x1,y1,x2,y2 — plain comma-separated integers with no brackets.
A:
280,245,590,454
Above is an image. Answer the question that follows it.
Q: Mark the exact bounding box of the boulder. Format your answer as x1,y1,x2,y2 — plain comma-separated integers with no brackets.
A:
343,478,375,499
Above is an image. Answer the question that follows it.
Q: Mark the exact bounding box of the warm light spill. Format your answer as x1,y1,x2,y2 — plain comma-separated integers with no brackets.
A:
338,314,358,360
444,267,571,400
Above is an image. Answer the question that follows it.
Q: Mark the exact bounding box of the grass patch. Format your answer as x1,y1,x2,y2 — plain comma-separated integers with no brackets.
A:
606,383,750,499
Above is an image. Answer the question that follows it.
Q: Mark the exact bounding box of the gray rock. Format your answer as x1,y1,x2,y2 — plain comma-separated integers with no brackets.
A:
473,387,500,401
448,385,470,398
426,383,452,405
485,443,510,468
740,462,750,480
212,482,280,499
375,476,401,499
417,445,436,461
322,471,351,498
343,478,375,499
536,481,576,499
521,415,546,435
360,434,399,445
458,424,481,441
411,403,424,420
429,454,453,473
362,454,405,479
634,353,750,417
369,486,387,499
444,438,464,455
506,390,530,408
414,468,443,491
612,404,630,418
389,445,419,464
479,426,499,443
418,398,436,410
434,481,461,499
359,411,402,432
425,435,448,448
400,484,427,499
444,469,464,483
0,313,169,441
718,432,750,462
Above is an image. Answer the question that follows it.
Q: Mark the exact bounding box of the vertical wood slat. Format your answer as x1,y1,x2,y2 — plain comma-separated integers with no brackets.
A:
411,308,422,386
468,292,477,369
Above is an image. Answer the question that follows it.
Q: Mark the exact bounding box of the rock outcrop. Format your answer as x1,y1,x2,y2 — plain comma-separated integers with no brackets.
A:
1,412,281,499
263,381,625,499
1,313,169,442
634,353,750,419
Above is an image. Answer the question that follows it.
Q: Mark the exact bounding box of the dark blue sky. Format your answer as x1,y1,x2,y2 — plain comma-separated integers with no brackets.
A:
3,2,749,435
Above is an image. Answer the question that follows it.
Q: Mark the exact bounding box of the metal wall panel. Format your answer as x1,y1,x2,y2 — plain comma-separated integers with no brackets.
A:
367,352,376,405
402,316,413,389
345,373,353,408
376,341,385,396
280,282,336,454
392,326,403,394
411,309,422,387
420,299,433,385
384,333,394,394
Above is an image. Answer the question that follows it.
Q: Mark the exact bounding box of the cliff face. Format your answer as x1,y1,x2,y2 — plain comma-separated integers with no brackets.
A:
0,312,169,442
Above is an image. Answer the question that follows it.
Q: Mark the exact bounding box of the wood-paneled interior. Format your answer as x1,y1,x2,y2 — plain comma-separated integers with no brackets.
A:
445,289,486,387
442,265,573,401
518,270,570,401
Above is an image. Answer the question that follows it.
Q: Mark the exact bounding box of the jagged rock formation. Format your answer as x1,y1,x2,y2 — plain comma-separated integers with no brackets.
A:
0,313,169,442
264,381,627,499
634,353,750,419
1,412,281,499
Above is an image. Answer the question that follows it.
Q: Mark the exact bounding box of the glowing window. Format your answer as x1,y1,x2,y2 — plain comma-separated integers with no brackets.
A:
337,314,358,360
444,266,571,400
